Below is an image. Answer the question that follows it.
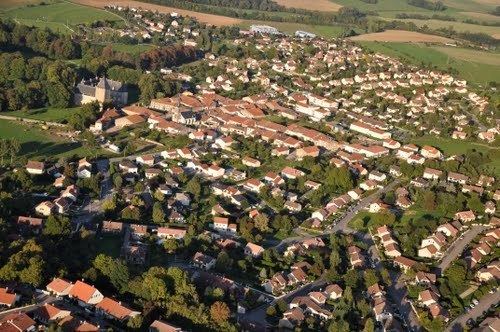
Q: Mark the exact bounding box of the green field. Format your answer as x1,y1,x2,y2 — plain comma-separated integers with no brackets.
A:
359,42,500,85
0,2,121,33
412,135,498,155
110,43,155,54
0,119,106,159
6,107,81,123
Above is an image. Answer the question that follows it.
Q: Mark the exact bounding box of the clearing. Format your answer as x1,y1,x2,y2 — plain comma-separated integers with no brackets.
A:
273,0,342,12
72,0,241,26
349,30,454,43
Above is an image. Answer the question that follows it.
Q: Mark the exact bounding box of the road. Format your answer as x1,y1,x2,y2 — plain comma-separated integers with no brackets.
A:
437,225,488,275
447,290,500,332
273,180,400,252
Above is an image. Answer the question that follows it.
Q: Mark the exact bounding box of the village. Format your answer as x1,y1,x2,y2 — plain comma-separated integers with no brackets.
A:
0,4,498,332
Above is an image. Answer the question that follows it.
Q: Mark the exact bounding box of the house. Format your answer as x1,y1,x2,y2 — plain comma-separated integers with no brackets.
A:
74,76,128,106
281,166,305,179
136,155,156,166
96,297,140,322
33,303,71,324
420,145,442,159
150,320,184,332
46,278,73,297
0,312,36,332
415,272,437,285
0,288,19,308
157,227,186,240
17,216,43,234
35,201,55,216
455,210,476,223
418,289,439,307
287,268,308,285
279,308,305,330
436,223,459,238
244,242,265,258
423,167,443,180
102,220,124,233
68,280,104,306
54,196,72,214
242,156,261,168
324,284,343,300
448,172,469,185
119,160,139,174
192,252,216,270
26,160,45,175
393,256,417,272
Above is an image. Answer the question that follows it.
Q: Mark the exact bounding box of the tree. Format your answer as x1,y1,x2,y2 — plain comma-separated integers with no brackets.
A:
138,73,162,104
93,254,130,292
43,215,71,236
363,318,375,332
185,176,202,199
363,269,379,288
215,251,232,272
329,249,341,270
127,315,143,330
210,301,230,324
152,202,166,224
254,213,269,232
163,239,179,253
8,138,20,164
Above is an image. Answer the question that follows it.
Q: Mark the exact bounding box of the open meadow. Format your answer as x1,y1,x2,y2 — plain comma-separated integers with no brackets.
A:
359,42,500,85
0,119,101,159
274,0,342,12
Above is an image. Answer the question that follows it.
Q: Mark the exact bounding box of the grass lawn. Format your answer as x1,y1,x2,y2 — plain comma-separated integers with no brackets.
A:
359,42,500,85
0,119,108,159
6,107,81,123
412,135,498,155
0,2,120,33
95,234,122,258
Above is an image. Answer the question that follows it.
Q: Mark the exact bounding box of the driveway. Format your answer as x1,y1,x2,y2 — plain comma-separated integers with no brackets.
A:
447,290,500,331
437,225,488,275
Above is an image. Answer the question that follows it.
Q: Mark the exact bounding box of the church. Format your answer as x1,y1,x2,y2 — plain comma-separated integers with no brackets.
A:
74,76,128,106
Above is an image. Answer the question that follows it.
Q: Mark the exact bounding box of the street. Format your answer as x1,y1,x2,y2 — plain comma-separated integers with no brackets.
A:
447,290,500,331
437,225,488,275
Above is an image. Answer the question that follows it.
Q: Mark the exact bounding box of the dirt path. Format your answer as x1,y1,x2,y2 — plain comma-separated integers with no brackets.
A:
71,0,242,26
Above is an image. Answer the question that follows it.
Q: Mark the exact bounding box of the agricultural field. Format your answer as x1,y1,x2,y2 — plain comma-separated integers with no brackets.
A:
73,0,242,26
350,30,454,43
5,107,81,123
359,42,500,85
0,0,41,9
0,1,122,33
274,0,341,12
0,119,105,159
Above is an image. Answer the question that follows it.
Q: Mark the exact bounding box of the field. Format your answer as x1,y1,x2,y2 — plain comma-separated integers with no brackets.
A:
359,42,500,84
72,0,241,26
0,119,107,159
110,43,155,54
349,30,454,43
6,107,81,123
431,46,500,66
0,2,122,33
274,0,341,12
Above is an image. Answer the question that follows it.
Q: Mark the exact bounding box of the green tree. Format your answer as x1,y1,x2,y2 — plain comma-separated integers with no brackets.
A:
93,254,130,292
152,202,166,224
43,215,71,236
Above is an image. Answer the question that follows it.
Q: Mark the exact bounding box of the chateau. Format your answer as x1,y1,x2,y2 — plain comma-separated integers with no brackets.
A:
74,77,128,106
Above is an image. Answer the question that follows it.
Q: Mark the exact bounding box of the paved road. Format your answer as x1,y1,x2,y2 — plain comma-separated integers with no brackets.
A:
437,225,488,275
358,231,421,331
273,180,400,252
447,290,500,332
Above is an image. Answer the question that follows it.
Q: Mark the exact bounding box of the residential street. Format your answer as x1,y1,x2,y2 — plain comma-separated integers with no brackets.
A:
447,290,500,331
437,225,488,275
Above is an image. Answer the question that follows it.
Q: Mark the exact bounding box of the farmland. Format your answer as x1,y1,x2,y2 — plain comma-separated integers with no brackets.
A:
0,1,122,33
73,0,242,26
349,30,454,43
274,0,342,12
359,42,500,85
